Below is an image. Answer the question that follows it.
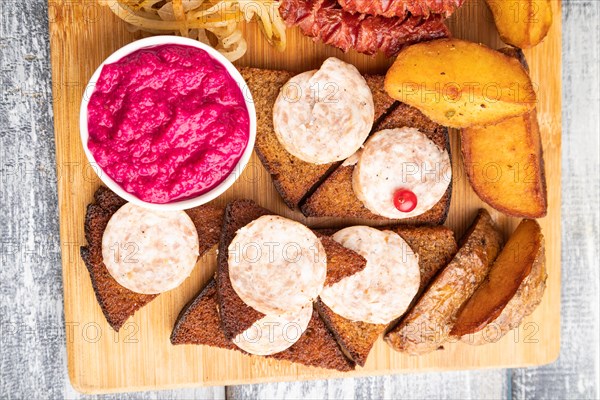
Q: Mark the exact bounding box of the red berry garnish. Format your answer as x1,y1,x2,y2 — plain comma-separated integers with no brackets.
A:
393,189,417,213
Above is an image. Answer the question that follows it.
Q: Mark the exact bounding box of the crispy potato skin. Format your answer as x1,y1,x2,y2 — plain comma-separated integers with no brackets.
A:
384,38,536,128
498,47,530,73
451,220,544,337
461,110,548,218
384,209,503,355
459,237,547,346
486,0,553,49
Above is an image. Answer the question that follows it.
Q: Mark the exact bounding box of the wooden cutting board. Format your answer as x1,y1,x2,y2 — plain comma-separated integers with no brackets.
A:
48,0,562,394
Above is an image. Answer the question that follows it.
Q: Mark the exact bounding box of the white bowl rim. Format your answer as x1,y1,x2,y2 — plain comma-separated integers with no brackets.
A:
79,35,257,211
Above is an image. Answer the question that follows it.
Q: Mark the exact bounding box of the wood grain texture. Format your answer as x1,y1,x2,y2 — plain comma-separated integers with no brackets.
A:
46,0,562,393
1,0,598,399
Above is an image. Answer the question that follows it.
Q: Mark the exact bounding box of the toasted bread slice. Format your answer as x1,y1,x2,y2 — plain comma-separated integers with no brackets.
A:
80,186,224,331
217,199,368,338
394,226,459,292
172,278,356,371
318,233,368,287
207,199,367,371
171,279,237,349
241,67,397,209
316,225,457,366
301,102,452,224
384,209,503,355
315,302,384,367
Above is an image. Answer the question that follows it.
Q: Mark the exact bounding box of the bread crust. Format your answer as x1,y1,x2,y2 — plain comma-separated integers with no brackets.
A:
171,279,356,371
171,279,237,349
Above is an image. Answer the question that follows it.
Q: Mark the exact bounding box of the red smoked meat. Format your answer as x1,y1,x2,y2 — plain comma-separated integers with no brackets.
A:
279,0,451,57
337,0,465,19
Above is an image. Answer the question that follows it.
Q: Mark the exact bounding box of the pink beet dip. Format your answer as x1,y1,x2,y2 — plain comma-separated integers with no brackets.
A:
87,44,250,204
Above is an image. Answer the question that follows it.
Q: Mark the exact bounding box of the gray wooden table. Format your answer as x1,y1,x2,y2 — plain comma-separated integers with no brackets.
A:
1,1,598,399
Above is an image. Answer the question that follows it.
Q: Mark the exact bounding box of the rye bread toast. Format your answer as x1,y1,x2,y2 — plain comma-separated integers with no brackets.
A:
217,199,368,338
301,102,452,225
171,279,237,349
240,67,397,209
316,225,457,366
171,278,356,371
199,199,367,371
80,186,224,331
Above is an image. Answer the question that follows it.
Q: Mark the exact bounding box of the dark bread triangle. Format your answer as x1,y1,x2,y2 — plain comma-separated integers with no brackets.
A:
240,67,397,209
217,199,367,337
301,102,452,225
171,279,236,349
316,225,458,366
171,278,356,371
80,186,223,331
184,199,364,371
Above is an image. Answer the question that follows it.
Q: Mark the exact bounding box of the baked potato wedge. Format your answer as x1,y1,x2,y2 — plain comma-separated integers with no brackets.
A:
458,224,546,345
451,219,545,338
486,0,553,49
461,110,548,218
384,209,503,355
384,39,537,128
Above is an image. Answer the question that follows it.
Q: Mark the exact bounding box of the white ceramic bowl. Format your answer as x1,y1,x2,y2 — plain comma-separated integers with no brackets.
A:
79,36,256,211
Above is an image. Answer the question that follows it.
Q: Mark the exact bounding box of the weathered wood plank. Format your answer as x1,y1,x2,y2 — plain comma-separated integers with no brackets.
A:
227,371,509,399
0,0,64,398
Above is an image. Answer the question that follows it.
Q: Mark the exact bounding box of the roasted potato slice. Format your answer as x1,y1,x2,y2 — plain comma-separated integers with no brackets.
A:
461,110,548,218
451,219,545,338
486,0,553,49
384,39,536,128
460,256,546,346
384,209,503,355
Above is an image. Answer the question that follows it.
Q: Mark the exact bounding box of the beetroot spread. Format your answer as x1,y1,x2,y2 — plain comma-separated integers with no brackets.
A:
87,44,250,204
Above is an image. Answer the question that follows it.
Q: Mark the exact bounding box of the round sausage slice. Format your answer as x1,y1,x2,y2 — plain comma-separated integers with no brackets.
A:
102,203,200,294
228,215,327,315
233,304,313,355
320,226,420,324
353,128,451,219
273,57,374,164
